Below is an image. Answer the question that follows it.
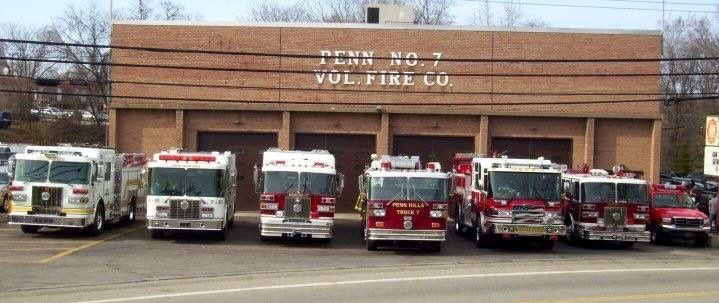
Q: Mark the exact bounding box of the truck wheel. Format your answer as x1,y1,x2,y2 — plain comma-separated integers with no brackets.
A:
20,225,40,234
367,239,379,251
650,229,662,244
86,205,105,236
428,241,442,252
473,220,491,248
227,214,235,229
151,230,164,239
123,202,136,226
454,206,465,236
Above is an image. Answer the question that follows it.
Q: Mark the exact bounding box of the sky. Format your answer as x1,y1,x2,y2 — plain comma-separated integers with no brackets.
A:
0,0,717,30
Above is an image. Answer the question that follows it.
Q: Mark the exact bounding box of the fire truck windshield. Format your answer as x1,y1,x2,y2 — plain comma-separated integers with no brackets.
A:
409,177,447,201
617,183,648,204
49,161,90,184
581,182,616,203
489,172,560,201
149,168,225,197
300,172,334,195
370,177,407,200
264,171,299,193
13,159,48,182
654,193,694,208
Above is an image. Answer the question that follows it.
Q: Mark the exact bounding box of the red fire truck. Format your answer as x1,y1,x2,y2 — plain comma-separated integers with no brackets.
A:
356,155,450,252
452,154,565,249
254,149,343,242
562,168,650,247
648,184,710,246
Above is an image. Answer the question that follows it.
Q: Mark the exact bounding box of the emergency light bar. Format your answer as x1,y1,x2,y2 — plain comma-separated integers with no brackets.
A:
381,155,420,170
159,154,216,162
654,183,686,190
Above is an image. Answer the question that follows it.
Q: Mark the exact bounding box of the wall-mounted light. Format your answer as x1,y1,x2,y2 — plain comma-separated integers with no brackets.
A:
431,121,439,129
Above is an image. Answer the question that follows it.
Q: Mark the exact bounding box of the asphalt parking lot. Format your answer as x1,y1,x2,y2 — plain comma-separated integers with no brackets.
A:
1,212,718,293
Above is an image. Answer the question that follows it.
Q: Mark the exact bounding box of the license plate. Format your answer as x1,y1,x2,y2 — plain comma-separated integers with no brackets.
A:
515,225,546,234
179,222,191,228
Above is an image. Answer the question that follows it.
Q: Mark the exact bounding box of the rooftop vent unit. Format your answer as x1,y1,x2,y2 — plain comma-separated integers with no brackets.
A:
365,4,414,24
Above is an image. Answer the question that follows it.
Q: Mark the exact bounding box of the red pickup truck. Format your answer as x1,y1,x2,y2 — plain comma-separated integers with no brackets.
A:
648,184,710,247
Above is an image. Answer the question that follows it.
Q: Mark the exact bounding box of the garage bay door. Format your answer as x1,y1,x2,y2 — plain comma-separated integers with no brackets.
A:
491,138,572,166
294,134,376,213
392,135,474,173
197,132,278,211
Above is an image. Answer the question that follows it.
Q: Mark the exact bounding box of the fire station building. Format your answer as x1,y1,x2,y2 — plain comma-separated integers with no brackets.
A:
109,21,662,211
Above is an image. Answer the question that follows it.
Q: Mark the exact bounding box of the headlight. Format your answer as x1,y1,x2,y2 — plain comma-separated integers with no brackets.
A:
372,209,386,217
430,210,446,218
662,217,671,224
496,210,512,217
544,212,562,224
156,206,169,218
11,193,27,202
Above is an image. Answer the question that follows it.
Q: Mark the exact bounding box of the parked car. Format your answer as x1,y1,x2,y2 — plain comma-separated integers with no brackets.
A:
38,107,69,120
0,112,12,129
0,171,8,213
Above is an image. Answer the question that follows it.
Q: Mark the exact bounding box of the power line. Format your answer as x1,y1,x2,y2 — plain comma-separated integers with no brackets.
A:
479,0,718,13
598,0,717,7
4,88,711,106
3,55,718,77
3,74,717,97
2,38,718,63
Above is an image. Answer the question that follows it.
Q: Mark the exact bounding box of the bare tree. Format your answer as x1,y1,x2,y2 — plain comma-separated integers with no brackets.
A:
0,24,56,118
409,0,455,25
157,0,200,21
248,0,455,25
469,0,548,28
500,0,523,28
49,2,111,131
661,15,719,173
470,0,492,27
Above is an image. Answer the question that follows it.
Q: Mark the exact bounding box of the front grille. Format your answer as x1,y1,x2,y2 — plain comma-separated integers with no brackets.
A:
604,207,627,228
31,186,62,215
512,204,544,224
170,200,200,219
285,195,310,221
673,218,703,228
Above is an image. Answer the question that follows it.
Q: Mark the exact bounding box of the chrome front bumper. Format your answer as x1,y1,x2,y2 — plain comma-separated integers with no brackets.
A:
366,228,446,241
491,223,566,236
147,218,224,231
8,214,90,228
580,229,650,242
259,220,333,238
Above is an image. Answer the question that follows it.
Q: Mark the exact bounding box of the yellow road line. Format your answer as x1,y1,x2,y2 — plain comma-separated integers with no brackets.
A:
0,247,75,251
515,290,719,303
39,225,144,264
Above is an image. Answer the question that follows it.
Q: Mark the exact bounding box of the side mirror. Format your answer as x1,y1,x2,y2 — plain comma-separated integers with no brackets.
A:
335,173,345,196
252,165,262,194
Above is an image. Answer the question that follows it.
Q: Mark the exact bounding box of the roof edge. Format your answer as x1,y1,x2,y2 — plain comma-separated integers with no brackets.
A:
111,20,662,36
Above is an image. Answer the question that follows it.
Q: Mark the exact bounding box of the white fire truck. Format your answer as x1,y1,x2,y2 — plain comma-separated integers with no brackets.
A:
452,154,566,249
146,150,237,240
562,168,650,246
356,155,450,252
254,149,343,242
7,145,145,236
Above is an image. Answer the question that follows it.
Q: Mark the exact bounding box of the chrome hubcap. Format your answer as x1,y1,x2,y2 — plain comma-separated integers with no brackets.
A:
129,207,135,221
96,212,103,230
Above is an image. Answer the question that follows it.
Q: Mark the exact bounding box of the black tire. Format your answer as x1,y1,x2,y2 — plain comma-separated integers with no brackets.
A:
318,237,333,244
650,228,663,245
454,206,465,236
540,239,556,250
473,219,492,248
20,225,40,234
619,241,635,249
123,202,136,226
367,239,379,251
227,213,235,229
428,241,442,252
86,204,105,236
259,235,271,242
151,229,164,239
